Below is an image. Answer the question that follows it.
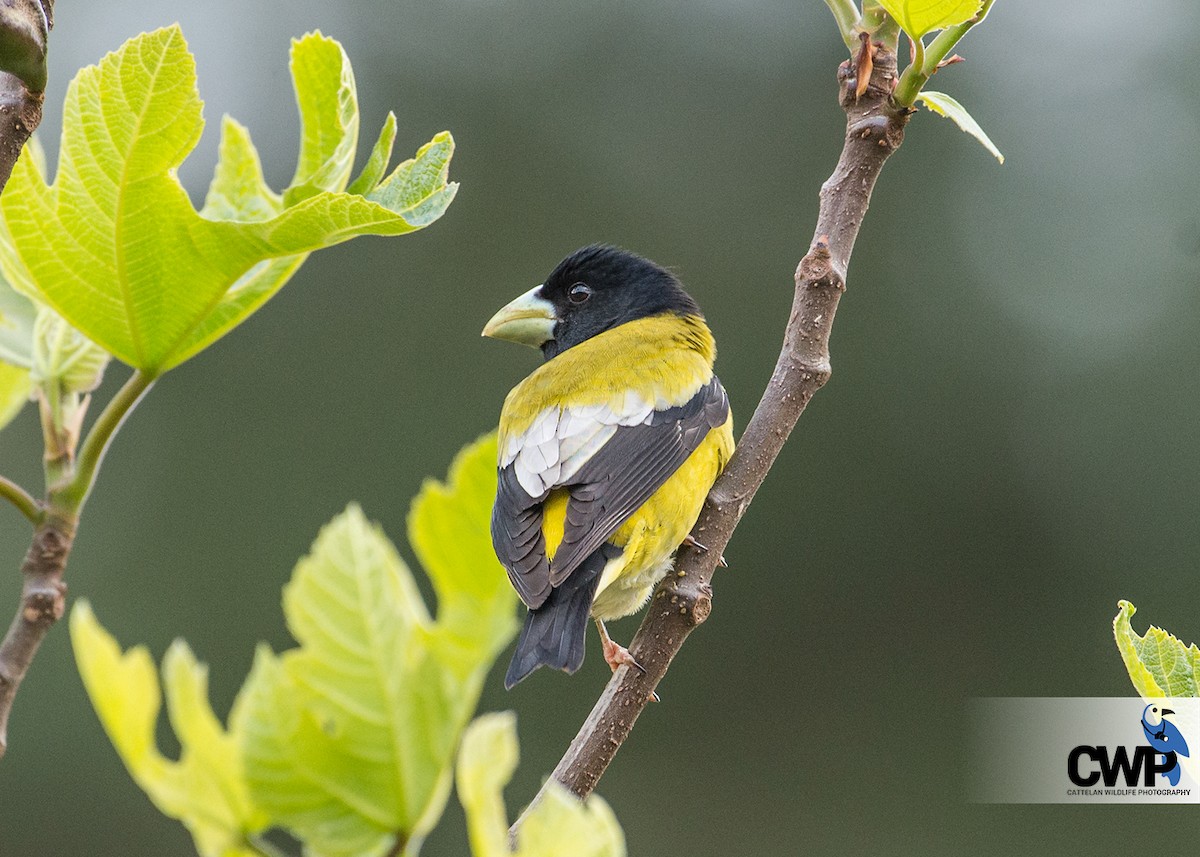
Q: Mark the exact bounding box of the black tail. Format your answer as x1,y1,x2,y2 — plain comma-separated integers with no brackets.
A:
504,546,616,689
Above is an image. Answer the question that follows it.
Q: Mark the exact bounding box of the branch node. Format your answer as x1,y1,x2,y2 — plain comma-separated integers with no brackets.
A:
847,114,890,141
21,580,65,625
691,585,713,625
797,243,846,292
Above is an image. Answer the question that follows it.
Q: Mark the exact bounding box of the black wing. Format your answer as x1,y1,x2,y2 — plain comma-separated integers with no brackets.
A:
492,466,553,608
551,376,728,583
492,375,729,608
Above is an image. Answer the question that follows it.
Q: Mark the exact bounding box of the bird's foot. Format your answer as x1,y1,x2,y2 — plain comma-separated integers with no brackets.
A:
601,638,660,701
601,636,644,674
596,619,659,702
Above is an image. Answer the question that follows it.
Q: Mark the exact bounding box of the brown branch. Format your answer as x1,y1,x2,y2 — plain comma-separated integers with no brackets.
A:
0,512,73,758
0,0,52,192
0,370,150,760
515,45,908,825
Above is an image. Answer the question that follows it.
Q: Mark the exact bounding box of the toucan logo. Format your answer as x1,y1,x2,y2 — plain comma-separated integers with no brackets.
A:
1067,704,1191,788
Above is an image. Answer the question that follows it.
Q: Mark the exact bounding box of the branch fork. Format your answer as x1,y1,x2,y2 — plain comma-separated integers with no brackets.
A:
0,370,151,760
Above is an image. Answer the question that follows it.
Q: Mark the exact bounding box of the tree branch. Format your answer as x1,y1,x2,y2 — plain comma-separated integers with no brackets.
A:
822,0,861,53
0,0,51,192
514,45,908,827
0,369,151,760
0,511,73,758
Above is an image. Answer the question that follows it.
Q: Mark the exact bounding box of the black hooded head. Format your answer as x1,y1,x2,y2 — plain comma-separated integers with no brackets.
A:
537,244,702,359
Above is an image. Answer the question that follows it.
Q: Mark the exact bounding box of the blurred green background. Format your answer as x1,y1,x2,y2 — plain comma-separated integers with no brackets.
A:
3,0,1199,853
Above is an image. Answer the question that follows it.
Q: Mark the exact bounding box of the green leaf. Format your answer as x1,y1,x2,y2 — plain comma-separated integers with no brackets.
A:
457,713,626,857
409,433,517,655
0,263,35,431
0,269,35,369
917,90,1005,163
31,305,110,394
284,32,359,206
1114,600,1200,698
0,361,31,431
70,601,268,857
239,435,516,857
347,112,397,197
200,117,283,222
875,0,983,38
0,26,456,375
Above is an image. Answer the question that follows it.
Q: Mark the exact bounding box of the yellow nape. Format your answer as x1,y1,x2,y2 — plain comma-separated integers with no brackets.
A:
500,313,717,440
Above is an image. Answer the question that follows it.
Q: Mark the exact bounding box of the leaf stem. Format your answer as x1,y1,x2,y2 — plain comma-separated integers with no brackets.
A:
0,475,39,524
912,35,925,81
859,2,900,51
57,369,154,511
893,0,994,106
823,0,861,52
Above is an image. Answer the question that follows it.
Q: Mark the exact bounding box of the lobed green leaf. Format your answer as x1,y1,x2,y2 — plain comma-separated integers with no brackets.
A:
1114,600,1200,698
917,90,1004,163
347,112,398,197
0,26,456,375
70,601,268,857
875,0,983,38
0,265,34,431
238,434,516,857
31,306,110,394
0,270,35,369
75,436,515,856
457,713,625,857
0,361,30,431
284,32,360,206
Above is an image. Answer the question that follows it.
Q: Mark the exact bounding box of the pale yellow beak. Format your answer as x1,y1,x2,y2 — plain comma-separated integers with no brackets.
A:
481,285,557,348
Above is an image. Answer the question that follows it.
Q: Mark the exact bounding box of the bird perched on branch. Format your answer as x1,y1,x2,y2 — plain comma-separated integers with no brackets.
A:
483,244,734,688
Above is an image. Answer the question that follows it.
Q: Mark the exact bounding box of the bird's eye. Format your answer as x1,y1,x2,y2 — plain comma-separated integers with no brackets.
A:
568,283,592,304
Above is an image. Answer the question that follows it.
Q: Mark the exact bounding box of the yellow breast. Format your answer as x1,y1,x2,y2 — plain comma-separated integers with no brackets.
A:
590,412,734,620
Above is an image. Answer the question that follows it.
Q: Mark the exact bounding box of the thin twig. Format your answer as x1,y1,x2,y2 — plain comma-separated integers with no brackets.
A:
514,45,908,828
0,512,73,758
57,370,154,506
0,474,39,524
0,0,52,192
0,368,152,760
822,0,861,52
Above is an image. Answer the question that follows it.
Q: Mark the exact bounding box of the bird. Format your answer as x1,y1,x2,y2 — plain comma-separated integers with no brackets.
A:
1142,703,1190,785
482,244,735,689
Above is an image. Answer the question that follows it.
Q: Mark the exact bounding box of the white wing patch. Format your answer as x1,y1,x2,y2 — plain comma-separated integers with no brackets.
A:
502,396,656,498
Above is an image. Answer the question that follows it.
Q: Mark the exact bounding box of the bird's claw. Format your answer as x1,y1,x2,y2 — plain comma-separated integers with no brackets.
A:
602,637,645,674
683,534,727,568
